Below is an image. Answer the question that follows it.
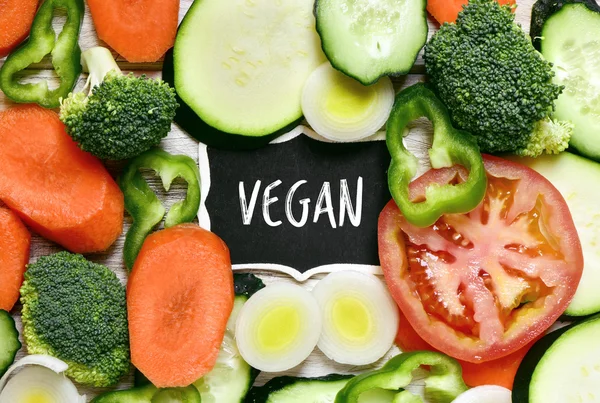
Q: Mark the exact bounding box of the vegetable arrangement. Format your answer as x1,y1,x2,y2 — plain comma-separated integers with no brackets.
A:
1,0,600,401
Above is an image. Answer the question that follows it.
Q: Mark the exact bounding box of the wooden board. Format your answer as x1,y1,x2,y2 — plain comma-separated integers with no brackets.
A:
0,0,536,400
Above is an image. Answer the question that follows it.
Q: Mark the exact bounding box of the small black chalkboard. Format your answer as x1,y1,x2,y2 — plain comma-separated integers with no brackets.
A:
198,127,392,281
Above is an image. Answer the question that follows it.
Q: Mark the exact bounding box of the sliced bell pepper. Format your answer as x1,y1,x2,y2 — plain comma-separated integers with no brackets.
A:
335,351,468,403
0,0,84,108
119,148,201,270
386,84,487,227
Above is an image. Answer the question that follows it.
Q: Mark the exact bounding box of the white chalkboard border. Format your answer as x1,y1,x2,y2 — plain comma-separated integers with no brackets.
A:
197,125,385,282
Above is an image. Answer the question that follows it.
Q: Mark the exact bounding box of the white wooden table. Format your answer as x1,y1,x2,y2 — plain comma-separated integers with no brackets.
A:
0,0,535,399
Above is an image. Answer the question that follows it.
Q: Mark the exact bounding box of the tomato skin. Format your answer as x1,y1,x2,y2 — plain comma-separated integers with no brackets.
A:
379,155,583,363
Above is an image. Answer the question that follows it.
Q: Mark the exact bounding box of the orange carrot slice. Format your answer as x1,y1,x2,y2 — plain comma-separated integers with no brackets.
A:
427,0,516,24
86,0,180,63
0,206,30,312
395,310,532,389
128,224,234,387
0,105,124,253
0,0,38,58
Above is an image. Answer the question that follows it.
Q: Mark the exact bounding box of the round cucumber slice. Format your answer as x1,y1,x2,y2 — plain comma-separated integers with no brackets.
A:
174,0,325,138
530,317,600,402
539,3,600,160
0,311,20,379
315,0,428,85
152,386,201,403
510,152,600,316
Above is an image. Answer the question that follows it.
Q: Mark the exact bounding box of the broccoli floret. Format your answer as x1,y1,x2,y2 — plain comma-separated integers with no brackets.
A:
60,47,178,160
424,0,568,154
20,251,129,387
516,117,574,157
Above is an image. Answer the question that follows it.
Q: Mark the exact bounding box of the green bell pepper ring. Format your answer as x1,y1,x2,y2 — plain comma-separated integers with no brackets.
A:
0,0,84,108
386,84,487,228
334,351,468,403
119,149,201,270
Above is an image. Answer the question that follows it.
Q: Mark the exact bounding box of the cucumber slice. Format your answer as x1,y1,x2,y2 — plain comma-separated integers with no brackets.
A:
0,311,20,378
192,274,265,403
315,0,428,85
91,384,158,402
173,0,325,139
528,317,600,402
512,322,572,403
511,153,600,316
246,374,353,403
152,387,201,403
533,1,600,160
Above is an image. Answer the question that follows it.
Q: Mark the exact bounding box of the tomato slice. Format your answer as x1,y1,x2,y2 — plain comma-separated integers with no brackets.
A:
379,155,583,363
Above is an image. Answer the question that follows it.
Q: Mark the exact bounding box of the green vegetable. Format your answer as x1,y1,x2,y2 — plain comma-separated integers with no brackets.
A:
0,0,84,108
193,273,265,403
334,351,468,403
172,0,324,145
386,84,487,228
118,148,201,270
246,374,353,403
20,252,129,387
508,152,600,317
0,311,21,378
91,384,158,403
152,387,201,403
512,316,600,402
424,0,570,156
530,0,600,160
92,385,200,403
314,0,428,85
60,47,178,160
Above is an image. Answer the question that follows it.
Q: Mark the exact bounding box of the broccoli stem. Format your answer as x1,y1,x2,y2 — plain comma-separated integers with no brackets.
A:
81,47,121,93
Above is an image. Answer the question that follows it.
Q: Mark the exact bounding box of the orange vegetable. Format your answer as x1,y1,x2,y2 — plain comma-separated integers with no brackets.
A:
0,206,30,312
0,0,38,58
128,224,234,387
0,105,124,253
395,310,532,389
86,0,180,62
427,0,516,24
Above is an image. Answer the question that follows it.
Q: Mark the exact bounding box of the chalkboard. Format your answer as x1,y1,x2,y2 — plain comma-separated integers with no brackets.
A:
198,127,392,281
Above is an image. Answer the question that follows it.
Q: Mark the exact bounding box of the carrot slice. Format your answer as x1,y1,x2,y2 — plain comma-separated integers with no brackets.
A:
86,0,179,63
128,224,234,387
395,310,532,389
0,105,124,253
0,206,30,312
0,0,38,58
427,0,516,24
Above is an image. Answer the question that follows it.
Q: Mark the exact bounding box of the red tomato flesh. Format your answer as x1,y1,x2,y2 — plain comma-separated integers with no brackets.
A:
379,155,583,363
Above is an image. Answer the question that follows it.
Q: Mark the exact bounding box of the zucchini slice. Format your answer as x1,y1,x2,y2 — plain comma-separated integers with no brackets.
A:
0,311,20,378
513,316,600,403
193,274,265,403
245,374,353,403
531,0,600,160
315,0,428,85
511,153,600,316
173,0,325,140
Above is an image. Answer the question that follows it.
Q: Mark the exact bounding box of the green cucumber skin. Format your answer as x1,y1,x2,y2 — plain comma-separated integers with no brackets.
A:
245,374,353,403
0,310,21,378
512,316,600,402
530,0,600,50
152,386,202,403
314,0,428,85
162,49,298,150
512,324,572,402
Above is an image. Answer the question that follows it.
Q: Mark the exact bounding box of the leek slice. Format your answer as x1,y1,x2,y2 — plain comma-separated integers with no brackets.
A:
235,283,322,372
311,271,399,365
0,355,86,403
452,385,511,403
301,62,395,142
